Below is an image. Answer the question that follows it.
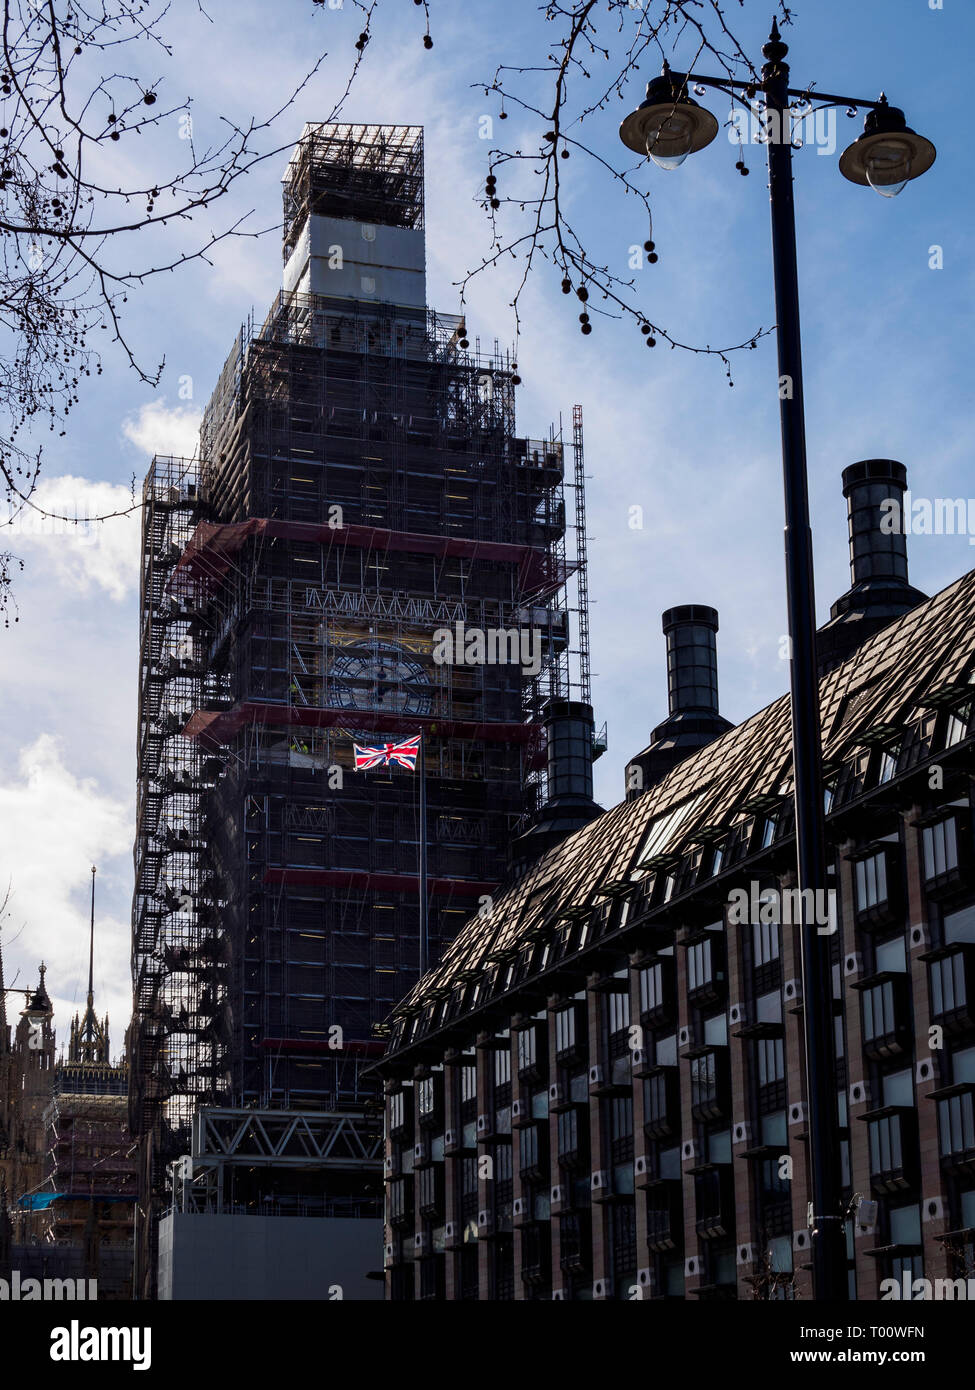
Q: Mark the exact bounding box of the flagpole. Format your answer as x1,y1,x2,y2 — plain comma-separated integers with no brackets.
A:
418,730,428,978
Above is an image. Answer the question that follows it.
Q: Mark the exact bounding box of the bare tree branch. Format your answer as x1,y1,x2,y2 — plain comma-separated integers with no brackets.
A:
0,0,427,610
455,1,791,376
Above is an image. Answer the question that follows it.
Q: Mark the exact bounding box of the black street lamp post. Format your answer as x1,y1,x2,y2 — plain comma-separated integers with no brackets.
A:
620,21,935,1302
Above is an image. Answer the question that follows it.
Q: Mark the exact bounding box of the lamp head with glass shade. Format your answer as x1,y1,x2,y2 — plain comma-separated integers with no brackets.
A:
839,95,936,197
619,61,719,169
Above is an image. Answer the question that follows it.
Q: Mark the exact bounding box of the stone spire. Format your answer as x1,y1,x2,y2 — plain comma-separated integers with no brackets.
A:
0,923,8,1055
69,867,109,1066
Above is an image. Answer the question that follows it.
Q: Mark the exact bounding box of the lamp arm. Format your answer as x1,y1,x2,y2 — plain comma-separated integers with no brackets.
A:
784,86,883,110
684,71,884,112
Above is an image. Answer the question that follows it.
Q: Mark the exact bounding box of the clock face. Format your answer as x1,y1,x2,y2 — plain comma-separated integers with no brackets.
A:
328,639,434,720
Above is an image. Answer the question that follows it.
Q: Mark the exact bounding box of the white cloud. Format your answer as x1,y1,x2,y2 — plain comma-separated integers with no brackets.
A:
205,230,281,307
0,735,132,1048
122,399,202,462
4,475,140,601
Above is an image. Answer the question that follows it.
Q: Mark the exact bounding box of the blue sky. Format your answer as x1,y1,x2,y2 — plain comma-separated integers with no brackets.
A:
0,0,971,1037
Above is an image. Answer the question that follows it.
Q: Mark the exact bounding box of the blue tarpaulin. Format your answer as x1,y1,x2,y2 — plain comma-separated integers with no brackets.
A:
17,1192,131,1209
17,1193,62,1210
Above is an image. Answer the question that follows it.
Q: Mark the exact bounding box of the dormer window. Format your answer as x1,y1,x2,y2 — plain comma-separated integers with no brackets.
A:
946,707,971,748
878,745,899,784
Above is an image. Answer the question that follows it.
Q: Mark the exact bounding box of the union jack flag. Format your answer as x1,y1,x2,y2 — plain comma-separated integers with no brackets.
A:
353,733,421,772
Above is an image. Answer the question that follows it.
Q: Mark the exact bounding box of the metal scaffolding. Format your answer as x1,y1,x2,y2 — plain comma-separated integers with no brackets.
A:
130,123,595,1297
131,459,232,1147
283,124,424,263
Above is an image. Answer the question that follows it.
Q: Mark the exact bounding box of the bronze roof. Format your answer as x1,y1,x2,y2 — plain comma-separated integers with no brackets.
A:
386,565,975,1048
